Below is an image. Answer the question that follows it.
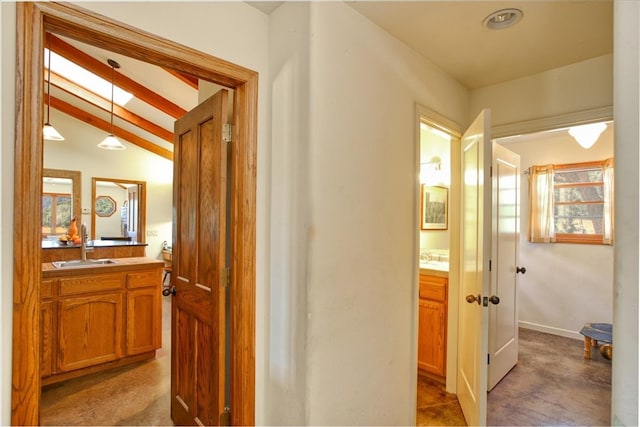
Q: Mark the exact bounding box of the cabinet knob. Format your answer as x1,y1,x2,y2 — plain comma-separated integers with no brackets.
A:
516,266,526,274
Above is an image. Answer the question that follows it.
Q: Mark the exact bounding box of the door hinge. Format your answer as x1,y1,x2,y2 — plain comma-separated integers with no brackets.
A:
223,123,233,143
489,259,492,271
222,267,231,288
490,165,493,177
220,406,231,426
488,353,491,365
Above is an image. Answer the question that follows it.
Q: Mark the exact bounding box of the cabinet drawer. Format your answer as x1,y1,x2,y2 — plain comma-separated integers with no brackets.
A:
42,279,54,299
420,282,446,301
59,273,125,296
419,274,447,301
127,269,161,289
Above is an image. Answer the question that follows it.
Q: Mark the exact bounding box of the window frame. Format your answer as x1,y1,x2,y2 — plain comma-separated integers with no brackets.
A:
42,191,72,236
552,160,608,244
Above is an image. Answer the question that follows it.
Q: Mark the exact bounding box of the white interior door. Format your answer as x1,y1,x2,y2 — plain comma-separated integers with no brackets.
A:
488,143,521,390
457,109,492,426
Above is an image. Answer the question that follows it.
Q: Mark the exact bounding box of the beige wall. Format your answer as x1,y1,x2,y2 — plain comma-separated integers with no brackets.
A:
470,54,613,127
612,1,639,425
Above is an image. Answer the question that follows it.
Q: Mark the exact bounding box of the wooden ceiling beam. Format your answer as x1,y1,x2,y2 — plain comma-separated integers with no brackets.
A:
48,95,173,161
48,71,174,143
46,33,187,119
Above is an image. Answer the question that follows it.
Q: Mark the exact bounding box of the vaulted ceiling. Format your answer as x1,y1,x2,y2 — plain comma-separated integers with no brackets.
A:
45,32,200,161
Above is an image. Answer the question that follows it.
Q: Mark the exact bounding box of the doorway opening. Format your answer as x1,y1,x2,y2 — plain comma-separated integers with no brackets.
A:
414,106,613,425
13,3,256,425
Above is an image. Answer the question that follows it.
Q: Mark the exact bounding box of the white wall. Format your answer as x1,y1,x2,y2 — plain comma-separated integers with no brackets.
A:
419,127,451,252
471,54,613,127
303,3,468,424
501,128,614,339
266,3,311,425
0,2,15,424
44,112,173,258
612,1,639,424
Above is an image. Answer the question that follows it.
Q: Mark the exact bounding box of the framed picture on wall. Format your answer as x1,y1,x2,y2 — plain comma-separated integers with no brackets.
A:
421,185,448,230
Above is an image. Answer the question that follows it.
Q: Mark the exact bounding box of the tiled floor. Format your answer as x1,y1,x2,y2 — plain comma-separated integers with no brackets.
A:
42,307,611,426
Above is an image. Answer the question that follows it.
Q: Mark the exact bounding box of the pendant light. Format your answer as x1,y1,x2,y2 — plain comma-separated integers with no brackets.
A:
43,35,64,141
98,58,126,150
568,122,607,149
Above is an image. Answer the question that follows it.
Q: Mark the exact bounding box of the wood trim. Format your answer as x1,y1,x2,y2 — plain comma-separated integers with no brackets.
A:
46,33,188,119
14,3,257,425
13,4,44,425
48,95,173,160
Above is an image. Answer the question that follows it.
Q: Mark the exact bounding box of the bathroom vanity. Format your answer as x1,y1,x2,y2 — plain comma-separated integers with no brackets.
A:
41,257,163,385
418,267,448,379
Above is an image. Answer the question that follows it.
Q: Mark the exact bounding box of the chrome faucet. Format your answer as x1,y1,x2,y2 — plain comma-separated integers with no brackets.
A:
80,223,93,261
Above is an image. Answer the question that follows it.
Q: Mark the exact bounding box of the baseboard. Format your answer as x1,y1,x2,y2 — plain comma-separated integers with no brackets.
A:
519,321,582,341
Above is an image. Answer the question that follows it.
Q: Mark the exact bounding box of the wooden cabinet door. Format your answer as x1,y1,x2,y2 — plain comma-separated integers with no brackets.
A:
418,298,446,376
127,287,161,355
41,300,55,377
58,292,124,372
41,279,55,377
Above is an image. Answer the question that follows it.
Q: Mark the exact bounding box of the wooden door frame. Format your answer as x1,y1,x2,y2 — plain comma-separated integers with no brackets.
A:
12,2,256,425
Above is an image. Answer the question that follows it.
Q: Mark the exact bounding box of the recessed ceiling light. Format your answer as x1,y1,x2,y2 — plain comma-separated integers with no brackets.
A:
483,8,523,30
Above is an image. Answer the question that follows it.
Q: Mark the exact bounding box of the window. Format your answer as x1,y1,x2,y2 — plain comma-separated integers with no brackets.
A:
528,159,614,244
42,192,72,236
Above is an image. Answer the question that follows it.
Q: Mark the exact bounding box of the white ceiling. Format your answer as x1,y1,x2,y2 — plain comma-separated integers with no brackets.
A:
248,1,613,90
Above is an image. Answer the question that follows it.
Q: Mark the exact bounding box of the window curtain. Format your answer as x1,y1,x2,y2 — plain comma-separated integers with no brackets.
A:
528,165,555,243
603,157,615,245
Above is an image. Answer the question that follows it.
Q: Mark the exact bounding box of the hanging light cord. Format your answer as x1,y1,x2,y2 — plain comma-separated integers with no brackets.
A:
109,61,115,134
46,36,52,125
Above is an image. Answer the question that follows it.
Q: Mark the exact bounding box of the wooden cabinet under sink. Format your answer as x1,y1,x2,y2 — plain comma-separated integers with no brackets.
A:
41,258,162,385
418,272,448,378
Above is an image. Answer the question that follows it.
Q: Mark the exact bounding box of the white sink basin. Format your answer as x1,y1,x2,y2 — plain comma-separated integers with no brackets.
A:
52,259,117,268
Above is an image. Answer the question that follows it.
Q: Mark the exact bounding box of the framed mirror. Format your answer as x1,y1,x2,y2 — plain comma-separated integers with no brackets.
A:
91,177,146,242
42,168,81,238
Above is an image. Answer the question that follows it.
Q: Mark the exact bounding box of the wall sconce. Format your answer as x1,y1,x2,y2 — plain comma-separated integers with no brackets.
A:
420,156,442,184
568,122,607,149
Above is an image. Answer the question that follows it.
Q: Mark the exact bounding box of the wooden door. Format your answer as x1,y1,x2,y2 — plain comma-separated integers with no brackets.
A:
171,89,229,426
488,143,521,390
457,109,491,426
